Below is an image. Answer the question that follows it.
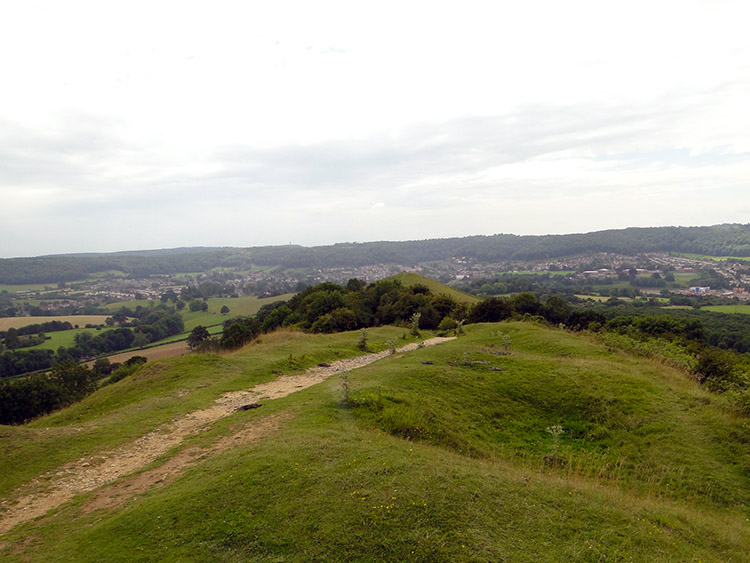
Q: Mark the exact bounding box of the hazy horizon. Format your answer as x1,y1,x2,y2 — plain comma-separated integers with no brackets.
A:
2,221,746,260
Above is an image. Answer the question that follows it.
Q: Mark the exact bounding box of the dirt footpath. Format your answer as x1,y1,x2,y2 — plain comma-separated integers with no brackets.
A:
0,337,455,535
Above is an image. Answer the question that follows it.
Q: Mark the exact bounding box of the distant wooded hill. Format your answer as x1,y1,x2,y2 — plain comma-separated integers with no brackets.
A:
3,223,750,284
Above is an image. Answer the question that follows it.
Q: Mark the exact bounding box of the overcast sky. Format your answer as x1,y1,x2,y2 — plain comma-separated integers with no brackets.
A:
1,0,749,258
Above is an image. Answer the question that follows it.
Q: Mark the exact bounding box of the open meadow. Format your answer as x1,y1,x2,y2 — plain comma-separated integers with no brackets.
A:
702,304,750,314
0,316,111,332
181,294,296,331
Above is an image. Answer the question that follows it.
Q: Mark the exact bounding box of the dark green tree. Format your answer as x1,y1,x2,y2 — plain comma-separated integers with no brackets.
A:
187,326,211,350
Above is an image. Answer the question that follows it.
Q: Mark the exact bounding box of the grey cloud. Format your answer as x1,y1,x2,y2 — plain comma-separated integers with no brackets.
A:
0,113,133,187
3,89,748,257
1,92,735,209
204,99,714,201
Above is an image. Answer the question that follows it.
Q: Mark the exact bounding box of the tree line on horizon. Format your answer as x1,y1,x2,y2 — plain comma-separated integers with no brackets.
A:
2,223,750,284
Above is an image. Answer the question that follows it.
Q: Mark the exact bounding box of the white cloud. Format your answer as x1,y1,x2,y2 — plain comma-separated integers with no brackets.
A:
0,0,749,256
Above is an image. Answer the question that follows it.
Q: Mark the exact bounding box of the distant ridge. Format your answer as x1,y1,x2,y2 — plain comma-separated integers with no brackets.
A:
2,224,749,284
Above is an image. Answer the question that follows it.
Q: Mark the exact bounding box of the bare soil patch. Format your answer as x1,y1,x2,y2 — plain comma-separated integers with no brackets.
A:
82,412,291,513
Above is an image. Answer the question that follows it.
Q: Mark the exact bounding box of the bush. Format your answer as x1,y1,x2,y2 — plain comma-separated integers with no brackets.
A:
438,316,457,331
220,317,260,350
107,357,147,385
469,297,512,323
693,347,743,392
0,361,97,424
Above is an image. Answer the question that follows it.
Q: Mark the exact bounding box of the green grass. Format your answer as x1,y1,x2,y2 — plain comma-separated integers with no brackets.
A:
181,294,295,331
101,298,155,311
387,272,480,304
0,328,414,497
675,253,749,262
2,324,749,561
513,270,575,276
85,270,128,280
0,274,126,294
672,272,700,287
702,305,750,314
30,327,116,350
0,283,57,293
13,295,293,355
0,315,111,332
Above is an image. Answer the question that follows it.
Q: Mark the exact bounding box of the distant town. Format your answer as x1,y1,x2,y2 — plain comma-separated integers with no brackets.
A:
4,249,749,319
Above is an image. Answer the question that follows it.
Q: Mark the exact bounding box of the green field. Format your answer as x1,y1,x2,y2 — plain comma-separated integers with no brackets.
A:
31,327,116,350
0,315,111,332
181,294,295,331
675,252,749,262
512,270,575,276
702,304,750,314
1,323,748,560
7,296,294,356
0,283,57,293
0,272,128,294
101,299,156,311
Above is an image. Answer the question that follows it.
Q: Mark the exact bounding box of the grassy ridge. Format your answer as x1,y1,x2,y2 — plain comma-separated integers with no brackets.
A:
1,324,749,561
0,328,412,497
387,272,480,304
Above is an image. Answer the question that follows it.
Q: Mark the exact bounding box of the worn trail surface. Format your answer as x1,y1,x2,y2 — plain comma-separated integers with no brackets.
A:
0,337,454,535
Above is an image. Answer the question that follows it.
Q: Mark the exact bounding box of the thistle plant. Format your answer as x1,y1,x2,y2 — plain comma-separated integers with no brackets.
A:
357,328,369,351
410,312,422,337
386,339,397,354
502,333,512,351
546,425,564,460
340,371,351,406
456,319,465,336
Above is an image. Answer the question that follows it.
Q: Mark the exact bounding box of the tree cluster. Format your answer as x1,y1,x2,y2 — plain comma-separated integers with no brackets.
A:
255,280,469,335
0,304,183,378
0,361,97,424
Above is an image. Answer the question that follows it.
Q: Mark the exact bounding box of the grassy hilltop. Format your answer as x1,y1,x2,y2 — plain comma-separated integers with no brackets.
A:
1,323,749,561
386,272,480,305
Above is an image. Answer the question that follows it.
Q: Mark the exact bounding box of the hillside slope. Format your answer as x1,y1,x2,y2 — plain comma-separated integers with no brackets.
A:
2,223,750,283
386,272,480,304
1,324,748,561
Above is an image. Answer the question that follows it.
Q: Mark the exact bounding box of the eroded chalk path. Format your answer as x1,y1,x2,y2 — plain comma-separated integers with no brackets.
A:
0,337,455,535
